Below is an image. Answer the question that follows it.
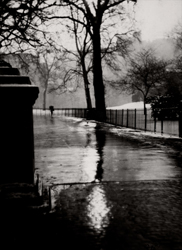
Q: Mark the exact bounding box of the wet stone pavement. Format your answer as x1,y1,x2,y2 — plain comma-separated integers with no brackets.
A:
34,116,182,185
49,180,182,250
2,115,182,249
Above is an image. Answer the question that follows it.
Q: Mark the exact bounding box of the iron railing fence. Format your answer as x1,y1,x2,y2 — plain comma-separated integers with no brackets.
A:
105,108,180,137
33,107,182,137
33,108,87,118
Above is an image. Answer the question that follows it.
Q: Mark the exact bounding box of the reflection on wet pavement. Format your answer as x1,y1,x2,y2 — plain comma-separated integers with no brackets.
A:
51,184,111,234
49,180,182,249
86,185,110,232
94,127,105,182
33,116,182,249
34,116,182,185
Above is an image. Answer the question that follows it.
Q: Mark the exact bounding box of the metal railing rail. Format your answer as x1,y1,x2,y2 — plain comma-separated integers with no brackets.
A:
105,108,180,137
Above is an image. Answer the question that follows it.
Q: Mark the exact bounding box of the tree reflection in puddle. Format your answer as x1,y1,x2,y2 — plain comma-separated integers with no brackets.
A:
50,183,111,234
80,126,106,182
83,127,109,232
94,127,106,182
86,185,111,232
80,147,99,182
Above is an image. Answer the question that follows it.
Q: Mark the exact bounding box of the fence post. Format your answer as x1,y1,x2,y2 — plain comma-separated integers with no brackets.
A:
161,110,163,135
134,109,136,129
126,109,128,127
145,109,147,132
84,109,86,119
122,109,123,126
115,109,117,125
154,115,156,133
179,103,182,137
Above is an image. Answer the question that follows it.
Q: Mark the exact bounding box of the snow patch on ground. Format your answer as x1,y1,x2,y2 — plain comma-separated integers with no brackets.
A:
63,116,97,127
109,126,180,139
107,101,151,110
61,116,83,123
80,121,97,127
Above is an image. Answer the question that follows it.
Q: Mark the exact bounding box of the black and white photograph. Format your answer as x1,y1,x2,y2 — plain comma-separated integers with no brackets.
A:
1,0,182,249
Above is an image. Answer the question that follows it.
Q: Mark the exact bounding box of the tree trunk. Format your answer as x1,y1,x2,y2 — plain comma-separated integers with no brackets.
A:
92,26,106,121
81,59,92,110
43,88,47,110
143,96,147,131
144,96,146,115
85,83,92,109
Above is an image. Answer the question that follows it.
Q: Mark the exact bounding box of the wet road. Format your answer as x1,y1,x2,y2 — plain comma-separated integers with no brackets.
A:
34,115,182,185
33,115,182,249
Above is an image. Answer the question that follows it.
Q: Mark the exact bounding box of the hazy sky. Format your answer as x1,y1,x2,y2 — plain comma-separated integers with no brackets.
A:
135,0,182,41
53,0,182,49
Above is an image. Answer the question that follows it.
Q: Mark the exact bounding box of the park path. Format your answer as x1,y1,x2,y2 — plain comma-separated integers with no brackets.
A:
34,115,182,186
32,115,182,249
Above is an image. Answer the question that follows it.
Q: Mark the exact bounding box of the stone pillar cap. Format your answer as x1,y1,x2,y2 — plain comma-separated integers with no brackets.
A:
0,60,12,68
0,68,20,75
0,75,31,84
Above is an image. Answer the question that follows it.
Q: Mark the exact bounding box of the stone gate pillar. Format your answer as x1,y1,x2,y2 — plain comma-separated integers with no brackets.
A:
0,61,39,184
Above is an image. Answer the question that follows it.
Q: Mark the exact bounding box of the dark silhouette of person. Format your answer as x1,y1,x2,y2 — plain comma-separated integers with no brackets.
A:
49,106,54,117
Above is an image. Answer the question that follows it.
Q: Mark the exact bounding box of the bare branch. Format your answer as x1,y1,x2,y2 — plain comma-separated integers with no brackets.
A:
118,48,170,107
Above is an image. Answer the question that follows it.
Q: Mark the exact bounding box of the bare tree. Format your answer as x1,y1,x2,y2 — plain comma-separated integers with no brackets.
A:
8,45,66,110
48,53,83,95
119,48,170,113
60,7,93,110
52,19,134,111
72,12,93,110
47,0,137,120
0,0,58,52
1,0,138,118
32,46,67,110
3,47,81,110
